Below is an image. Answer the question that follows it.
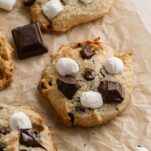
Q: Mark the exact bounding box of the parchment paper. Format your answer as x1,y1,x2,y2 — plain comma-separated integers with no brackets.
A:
0,0,151,150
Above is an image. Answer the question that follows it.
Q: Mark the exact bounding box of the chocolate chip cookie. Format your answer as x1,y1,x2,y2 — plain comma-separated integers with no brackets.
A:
0,29,14,90
38,38,133,127
0,103,55,151
30,0,113,32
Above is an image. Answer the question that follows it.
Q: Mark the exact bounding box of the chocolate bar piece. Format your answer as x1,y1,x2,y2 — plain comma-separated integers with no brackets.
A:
98,81,124,103
57,76,80,100
80,44,95,59
12,23,48,59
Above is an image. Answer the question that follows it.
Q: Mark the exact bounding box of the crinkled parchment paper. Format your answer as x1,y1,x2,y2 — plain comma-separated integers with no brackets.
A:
0,0,151,150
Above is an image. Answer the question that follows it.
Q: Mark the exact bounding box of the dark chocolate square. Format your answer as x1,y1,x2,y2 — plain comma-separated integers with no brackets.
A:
12,23,48,59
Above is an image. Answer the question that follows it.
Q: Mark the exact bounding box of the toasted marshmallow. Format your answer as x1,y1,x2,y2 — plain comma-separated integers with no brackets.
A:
0,0,16,11
56,57,79,77
104,57,124,74
81,0,94,4
136,146,149,151
42,0,63,20
9,111,32,131
80,91,103,109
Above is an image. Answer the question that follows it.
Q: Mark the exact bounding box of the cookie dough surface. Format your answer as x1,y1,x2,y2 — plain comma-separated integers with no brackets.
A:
38,38,133,127
0,30,14,90
30,0,114,32
0,103,55,151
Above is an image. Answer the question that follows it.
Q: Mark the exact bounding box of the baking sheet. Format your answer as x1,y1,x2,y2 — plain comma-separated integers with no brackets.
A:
0,0,151,150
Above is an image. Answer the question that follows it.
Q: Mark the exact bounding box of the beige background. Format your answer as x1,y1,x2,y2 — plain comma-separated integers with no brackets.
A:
0,0,151,151
133,0,151,33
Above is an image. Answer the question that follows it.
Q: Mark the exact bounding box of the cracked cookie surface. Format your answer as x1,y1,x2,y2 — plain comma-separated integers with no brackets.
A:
0,103,55,151
38,38,133,127
0,30,14,90
30,0,113,32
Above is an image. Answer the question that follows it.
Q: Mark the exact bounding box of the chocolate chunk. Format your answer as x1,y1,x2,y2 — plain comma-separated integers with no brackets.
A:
0,127,10,135
98,81,124,103
80,45,95,59
0,143,5,151
57,76,80,100
20,129,46,150
24,0,35,6
12,23,48,59
83,68,95,81
68,113,74,125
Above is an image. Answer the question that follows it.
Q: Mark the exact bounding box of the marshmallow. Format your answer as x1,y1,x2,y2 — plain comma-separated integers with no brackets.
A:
0,0,16,11
42,0,63,20
104,57,124,74
80,91,103,109
136,146,149,151
81,0,94,4
9,111,32,131
56,57,79,77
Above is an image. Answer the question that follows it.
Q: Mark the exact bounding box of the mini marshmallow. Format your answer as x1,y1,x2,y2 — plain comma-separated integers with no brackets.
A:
56,57,79,77
42,0,63,20
104,57,124,74
80,91,103,109
0,0,16,11
136,146,149,151
9,111,32,131
81,0,94,4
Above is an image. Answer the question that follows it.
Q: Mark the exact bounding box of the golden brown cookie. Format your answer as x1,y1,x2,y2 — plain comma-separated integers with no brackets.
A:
38,38,133,127
30,0,113,32
0,103,56,151
0,30,14,90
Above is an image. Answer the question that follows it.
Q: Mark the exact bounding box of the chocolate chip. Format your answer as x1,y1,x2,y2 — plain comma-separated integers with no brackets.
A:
0,107,3,110
98,81,124,103
68,113,74,125
0,143,5,151
23,0,35,6
75,106,85,113
0,127,10,135
12,23,48,59
80,45,95,59
83,68,95,81
37,82,46,91
48,81,52,86
20,129,46,150
20,150,28,151
57,76,80,100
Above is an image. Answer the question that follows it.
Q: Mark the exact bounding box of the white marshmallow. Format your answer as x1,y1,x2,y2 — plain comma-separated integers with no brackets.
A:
9,111,32,131
81,0,94,4
56,57,79,77
0,0,16,11
80,91,103,109
42,0,63,20
136,146,149,151
104,57,124,74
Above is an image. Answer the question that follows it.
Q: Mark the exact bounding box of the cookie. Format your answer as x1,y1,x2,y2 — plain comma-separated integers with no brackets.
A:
0,103,55,151
30,0,113,32
38,38,133,127
0,29,14,90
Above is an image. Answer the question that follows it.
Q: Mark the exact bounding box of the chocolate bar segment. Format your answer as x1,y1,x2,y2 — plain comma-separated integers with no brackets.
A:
57,76,80,100
12,23,48,59
98,81,124,103
80,44,95,59
20,129,46,149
